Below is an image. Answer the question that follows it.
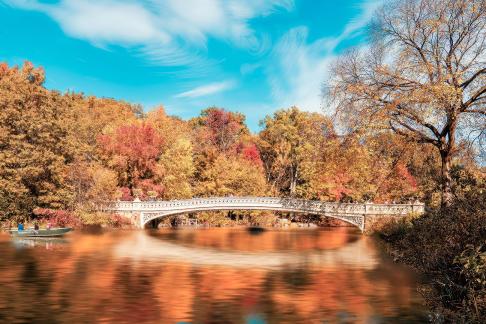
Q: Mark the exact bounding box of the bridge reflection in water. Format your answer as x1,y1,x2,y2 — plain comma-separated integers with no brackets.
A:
114,230,378,269
0,228,428,323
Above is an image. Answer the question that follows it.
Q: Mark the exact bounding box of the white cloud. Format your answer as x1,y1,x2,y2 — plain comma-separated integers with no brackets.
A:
267,27,333,112
174,80,236,98
4,0,380,117
267,0,381,113
5,0,294,66
52,1,167,45
4,0,169,47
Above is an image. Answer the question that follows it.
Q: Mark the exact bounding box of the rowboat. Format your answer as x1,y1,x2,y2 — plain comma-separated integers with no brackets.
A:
9,228,72,237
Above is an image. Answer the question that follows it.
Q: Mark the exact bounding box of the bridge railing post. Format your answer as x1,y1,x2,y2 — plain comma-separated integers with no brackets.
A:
140,212,145,229
411,201,425,214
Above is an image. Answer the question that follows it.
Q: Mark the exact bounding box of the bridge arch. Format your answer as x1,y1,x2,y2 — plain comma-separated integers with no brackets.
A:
141,209,365,231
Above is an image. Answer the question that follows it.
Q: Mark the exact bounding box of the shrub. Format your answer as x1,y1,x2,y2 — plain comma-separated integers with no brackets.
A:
108,213,132,228
78,211,132,228
33,208,82,228
195,211,235,226
117,187,133,201
78,211,110,226
376,212,423,241
381,196,486,322
132,188,143,199
453,245,486,319
249,212,278,226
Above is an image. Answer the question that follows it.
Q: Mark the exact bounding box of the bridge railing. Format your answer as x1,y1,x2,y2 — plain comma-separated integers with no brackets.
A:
104,197,425,215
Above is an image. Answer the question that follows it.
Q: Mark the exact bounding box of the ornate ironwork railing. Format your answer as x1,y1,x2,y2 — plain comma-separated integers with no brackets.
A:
106,197,424,214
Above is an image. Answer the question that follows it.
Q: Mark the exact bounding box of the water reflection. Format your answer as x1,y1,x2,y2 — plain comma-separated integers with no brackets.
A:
0,228,427,323
115,230,378,269
11,238,68,250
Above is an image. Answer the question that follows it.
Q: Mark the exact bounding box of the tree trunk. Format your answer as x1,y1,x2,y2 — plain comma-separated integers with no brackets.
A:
440,149,454,208
289,165,298,197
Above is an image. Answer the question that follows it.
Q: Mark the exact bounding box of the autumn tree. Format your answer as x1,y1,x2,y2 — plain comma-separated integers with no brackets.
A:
147,106,190,149
0,62,75,221
258,107,334,197
66,94,140,162
67,161,118,210
328,0,486,206
192,107,249,153
98,122,163,193
195,154,268,197
190,107,254,189
306,131,422,203
236,141,264,167
310,135,375,201
156,138,195,199
146,107,195,200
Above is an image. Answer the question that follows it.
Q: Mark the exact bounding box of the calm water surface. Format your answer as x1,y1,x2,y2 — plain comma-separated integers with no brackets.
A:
0,227,428,323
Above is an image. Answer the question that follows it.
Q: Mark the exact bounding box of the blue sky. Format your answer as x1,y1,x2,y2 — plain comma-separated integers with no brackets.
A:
0,0,380,131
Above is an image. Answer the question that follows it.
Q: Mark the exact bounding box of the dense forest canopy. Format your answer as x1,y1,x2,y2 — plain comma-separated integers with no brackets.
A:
0,60,483,222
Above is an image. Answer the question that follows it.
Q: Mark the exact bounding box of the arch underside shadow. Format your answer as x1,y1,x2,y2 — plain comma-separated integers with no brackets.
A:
141,208,365,231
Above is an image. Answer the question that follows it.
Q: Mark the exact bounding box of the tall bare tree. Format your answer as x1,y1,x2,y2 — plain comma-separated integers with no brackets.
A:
328,0,486,207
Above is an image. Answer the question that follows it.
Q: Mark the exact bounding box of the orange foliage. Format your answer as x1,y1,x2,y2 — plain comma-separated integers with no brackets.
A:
98,123,163,189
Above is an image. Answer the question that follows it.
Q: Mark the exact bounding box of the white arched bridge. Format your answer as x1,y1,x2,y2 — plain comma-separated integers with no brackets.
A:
106,197,425,232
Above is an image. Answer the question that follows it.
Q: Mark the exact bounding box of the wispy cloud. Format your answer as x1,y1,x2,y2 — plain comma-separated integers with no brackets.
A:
4,0,294,68
3,0,380,124
267,27,332,112
174,80,236,99
267,0,381,113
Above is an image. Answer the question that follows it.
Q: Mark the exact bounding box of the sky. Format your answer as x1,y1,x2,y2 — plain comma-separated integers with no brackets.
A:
0,0,380,131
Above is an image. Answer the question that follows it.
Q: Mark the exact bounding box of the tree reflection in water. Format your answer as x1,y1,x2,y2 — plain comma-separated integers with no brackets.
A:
0,228,427,323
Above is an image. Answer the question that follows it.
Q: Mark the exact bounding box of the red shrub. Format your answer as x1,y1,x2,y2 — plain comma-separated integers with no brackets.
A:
33,208,82,228
109,213,132,228
119,187,133,201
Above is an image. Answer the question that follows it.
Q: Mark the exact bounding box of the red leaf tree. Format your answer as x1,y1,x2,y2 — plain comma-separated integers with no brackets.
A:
201,108,247,152
98,123,163,192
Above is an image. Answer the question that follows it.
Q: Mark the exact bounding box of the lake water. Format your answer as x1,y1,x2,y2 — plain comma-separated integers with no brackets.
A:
0,227,428,323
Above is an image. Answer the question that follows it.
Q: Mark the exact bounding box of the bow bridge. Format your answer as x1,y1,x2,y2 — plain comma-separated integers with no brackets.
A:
106,197,425,232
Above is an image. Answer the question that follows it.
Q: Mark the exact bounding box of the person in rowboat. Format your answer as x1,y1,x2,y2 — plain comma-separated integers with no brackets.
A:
17,222,24,232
